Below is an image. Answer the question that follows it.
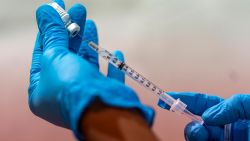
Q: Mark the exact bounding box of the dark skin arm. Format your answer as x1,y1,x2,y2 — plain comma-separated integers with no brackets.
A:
80,101,159,141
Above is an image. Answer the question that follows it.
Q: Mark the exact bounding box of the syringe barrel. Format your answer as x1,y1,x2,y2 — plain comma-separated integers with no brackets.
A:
158,92,178,107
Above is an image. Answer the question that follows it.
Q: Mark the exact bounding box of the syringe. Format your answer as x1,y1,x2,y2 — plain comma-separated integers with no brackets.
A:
87,41,204,124
48,2,204,125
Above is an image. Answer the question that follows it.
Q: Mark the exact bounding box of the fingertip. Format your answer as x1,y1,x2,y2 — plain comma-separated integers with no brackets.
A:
84,20,98,44
36,4,60,21
68,3,87,52
202,103,229,126
36,4,64,31
69,3,87,15
36,4,68,51
201,106,225,126
36,4,48,19
86,20,96,26
184,121,208,141
201,111,212,125
68,3,87,24
113,50,124,62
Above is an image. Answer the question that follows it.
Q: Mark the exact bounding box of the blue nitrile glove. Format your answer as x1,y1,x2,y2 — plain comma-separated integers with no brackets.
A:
158,92,250,141
28,0,154,140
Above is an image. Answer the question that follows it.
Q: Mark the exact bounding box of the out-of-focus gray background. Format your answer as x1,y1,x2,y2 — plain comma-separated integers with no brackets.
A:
1,0,250,140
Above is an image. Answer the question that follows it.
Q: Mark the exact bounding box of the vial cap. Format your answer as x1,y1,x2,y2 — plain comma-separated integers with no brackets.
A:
67,23,80,38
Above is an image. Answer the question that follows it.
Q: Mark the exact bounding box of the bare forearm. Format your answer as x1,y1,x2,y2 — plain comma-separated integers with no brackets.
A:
80,101,158,141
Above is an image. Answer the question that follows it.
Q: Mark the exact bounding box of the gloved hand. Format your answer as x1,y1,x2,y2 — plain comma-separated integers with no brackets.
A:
28,0,154,140
158,92,250,141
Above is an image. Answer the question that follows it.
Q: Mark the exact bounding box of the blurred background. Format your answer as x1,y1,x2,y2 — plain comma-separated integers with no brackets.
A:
1,0,250,140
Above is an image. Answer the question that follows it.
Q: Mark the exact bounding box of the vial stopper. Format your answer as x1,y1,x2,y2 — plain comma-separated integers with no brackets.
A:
67,23,80,38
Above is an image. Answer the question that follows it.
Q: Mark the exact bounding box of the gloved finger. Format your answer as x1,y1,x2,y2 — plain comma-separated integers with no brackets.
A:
157,92,223,116
36,4,69,52
52,0,65,9
231,120,249,141
30,0,66,97
78,20,99,69
107,50,125,83
202,94,250,126
29,33,43,94
184,121,209,141
184,121,223,141
31,0,65,76
68,3,87,53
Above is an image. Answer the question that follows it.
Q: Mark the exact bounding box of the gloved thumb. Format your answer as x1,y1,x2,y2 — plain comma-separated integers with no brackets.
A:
202,94,250,126
184,121,208,141
36,4,68,52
